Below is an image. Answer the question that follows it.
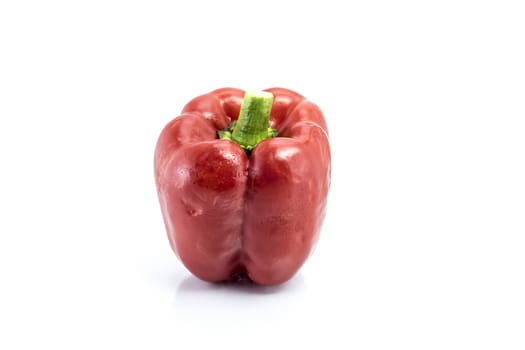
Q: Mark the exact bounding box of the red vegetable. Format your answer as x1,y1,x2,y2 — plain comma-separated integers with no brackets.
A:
154,87,331,285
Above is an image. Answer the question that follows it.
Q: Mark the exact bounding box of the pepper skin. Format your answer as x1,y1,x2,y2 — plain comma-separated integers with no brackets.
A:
154,88,331,285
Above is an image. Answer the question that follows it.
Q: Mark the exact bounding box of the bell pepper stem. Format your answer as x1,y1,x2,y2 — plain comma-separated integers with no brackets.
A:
218,91,277,152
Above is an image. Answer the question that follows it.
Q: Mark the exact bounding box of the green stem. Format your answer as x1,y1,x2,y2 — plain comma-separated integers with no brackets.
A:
218,91,277,152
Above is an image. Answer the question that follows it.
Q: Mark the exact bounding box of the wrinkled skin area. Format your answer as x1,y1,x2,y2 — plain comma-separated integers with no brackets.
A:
154,88,331,285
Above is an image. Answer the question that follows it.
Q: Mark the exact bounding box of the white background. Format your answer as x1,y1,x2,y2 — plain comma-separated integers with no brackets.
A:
1,1,524,349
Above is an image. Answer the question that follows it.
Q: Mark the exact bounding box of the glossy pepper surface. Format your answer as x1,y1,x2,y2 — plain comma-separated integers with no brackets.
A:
154,87,331,285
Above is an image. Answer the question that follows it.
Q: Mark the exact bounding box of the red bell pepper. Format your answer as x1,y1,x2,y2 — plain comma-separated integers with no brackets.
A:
154,87,331,285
